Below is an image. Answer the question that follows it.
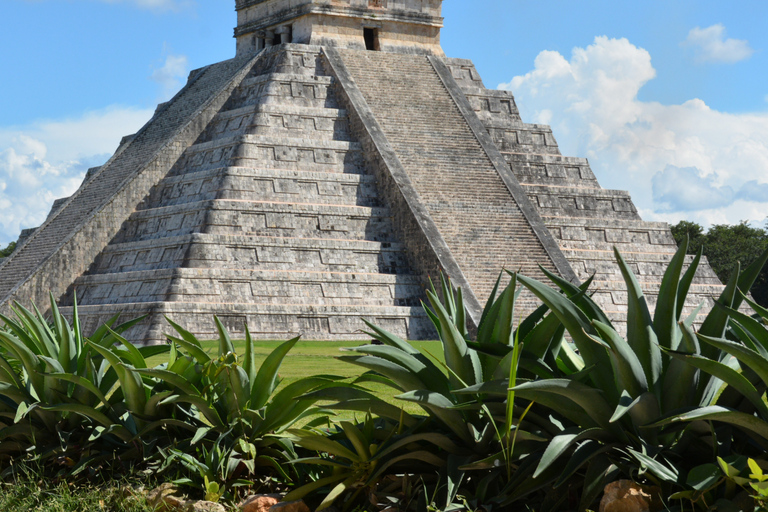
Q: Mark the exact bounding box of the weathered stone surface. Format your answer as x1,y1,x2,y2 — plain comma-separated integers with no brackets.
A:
599,480,662,512
185,500,227,512
268,500,310,512
239,494,281,512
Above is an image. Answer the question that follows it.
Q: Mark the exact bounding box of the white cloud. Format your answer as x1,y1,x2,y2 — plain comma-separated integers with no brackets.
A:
0,107,153,246
150,52,189,101
682,24,754,64
500,36,768,228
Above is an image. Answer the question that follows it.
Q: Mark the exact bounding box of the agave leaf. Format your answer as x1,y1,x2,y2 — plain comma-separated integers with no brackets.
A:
579,455,616,510
534,427,606,478
167,335,210,365
51,296,77,374
242,325,258,390
677,248,703,319
652,405,768,447
14,302,57,357
213,317,236,357
0,354,21,389
426,289,482,387
87,338,147,415
699,263,740,342
478,272,503,332
287,429,359,461
345,344,450,396
539,267,610,326
283,474,348,505
395,390,472,444
339,421,370,459
717,303,768,356
653,237,688,353
520,311,565,361
251,336,300,410
165,318,210,361
160,394,225,429
661,322,700,413
555,440,617,489
591,320,648,397
736,246,768,310
697,334,768,392
300,387,417,425
362,320,422,356
614,249,662,394
627,449,679,483
517,274,613,394
664,350,768,418
374,432,463,460
46,372,110,409
369,450,446,483
133,368,200,396
742,293,768,321
0,331,43,397
512,379,621,437
33,403,133,442
338,355,427,392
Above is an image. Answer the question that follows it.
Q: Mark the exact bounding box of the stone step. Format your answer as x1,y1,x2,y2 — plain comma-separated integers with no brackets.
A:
116,199,398,243
65,301,435,344
170,134,365,175
201,104,351,144
226,73,338,111
546,218,677,248
143,167,381,209
90,234,411,275
69,268,424,307
337,49,561,303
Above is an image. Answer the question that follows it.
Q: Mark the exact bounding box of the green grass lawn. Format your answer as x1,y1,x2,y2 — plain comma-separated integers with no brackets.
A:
146,339,446,419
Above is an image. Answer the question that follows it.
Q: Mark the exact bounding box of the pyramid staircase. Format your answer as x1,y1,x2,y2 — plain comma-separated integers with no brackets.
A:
443,57,725,327
59,46,433,343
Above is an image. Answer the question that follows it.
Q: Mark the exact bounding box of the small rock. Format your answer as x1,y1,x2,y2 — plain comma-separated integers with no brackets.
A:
147,483,187,512
240,494,281,512
185,500,227,512
599,480,662,512
268,500,311,512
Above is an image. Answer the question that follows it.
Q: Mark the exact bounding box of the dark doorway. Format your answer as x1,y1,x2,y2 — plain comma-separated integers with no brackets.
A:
364,28,379,51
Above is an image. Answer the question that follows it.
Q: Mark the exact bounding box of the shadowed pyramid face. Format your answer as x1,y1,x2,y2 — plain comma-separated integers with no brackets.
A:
234,0,445,56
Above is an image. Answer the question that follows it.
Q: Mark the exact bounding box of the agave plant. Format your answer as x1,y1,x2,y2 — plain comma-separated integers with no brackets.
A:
653,290,768,458
0,294,163,473
297,273,599,508
143,317,345,497
284,413,454,511
461,239,768,510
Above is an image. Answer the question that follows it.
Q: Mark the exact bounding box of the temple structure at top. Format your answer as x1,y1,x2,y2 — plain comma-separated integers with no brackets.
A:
234,0,444,55
0,0,724,343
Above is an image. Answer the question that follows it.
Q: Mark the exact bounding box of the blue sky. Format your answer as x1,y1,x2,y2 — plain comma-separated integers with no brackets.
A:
1,0,767,246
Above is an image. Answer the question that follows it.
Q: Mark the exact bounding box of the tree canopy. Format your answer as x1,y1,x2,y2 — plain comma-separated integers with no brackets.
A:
670,220,768,306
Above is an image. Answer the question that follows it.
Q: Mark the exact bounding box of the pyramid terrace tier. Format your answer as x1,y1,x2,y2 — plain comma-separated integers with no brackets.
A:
62,301,434,344
87,234,412,275
198,104,352,146
525,185,640,221
112,199,399,243
142,167,383,209
168,135,365,175
64,268,424,308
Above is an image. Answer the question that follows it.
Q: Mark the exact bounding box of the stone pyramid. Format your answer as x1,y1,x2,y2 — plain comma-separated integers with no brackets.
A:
0,0,724,344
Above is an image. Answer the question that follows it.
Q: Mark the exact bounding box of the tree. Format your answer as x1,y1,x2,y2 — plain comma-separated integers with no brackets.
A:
0,241,16,258
670,220,768,306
